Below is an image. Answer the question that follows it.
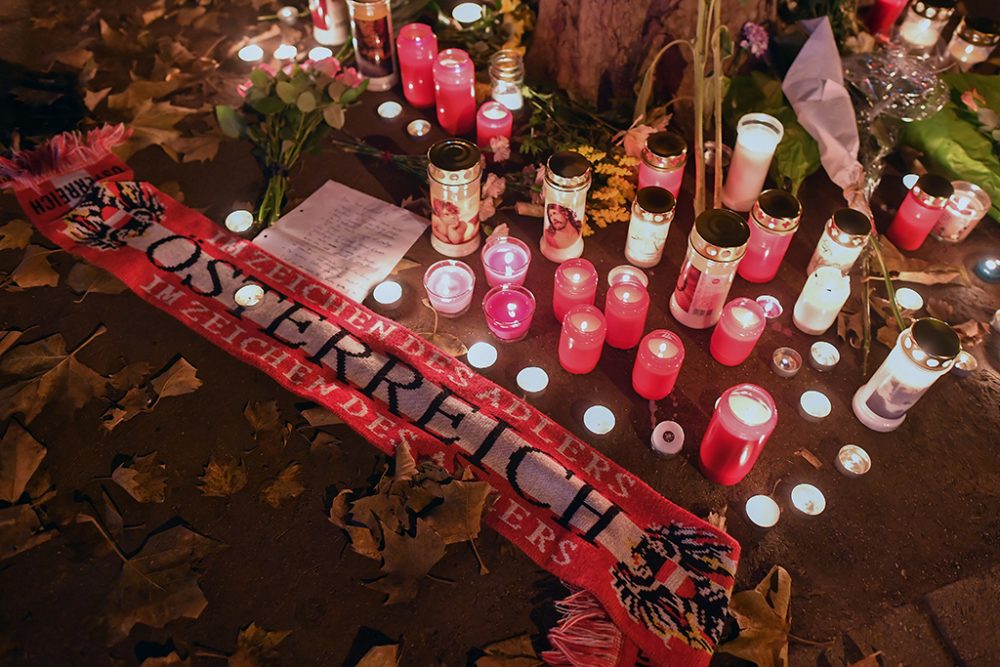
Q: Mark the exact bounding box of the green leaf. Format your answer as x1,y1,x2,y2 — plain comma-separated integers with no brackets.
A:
339,78,369,105
323,103,345,129
214,105,244,139
250,95,285,115
326,80,347,101
275,81,297,104
249,69,271,90
296,91,317,113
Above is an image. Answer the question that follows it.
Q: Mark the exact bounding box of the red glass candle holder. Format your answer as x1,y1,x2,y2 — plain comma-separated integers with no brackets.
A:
396,23,437,109
552,258,598,322
482,284,535,342
604,281,650,349
637,131,687,198
433,48,476,135
558,305,606,374
865,0,908,35
738,189,801,284
476,101,513,149
699,383,777,485
709,297,767,366
632,330,685,400
886,174,953,251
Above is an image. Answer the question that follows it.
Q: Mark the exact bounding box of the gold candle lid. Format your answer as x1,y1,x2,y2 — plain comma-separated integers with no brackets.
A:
751,189,802,234
957,17,1000,47
428,139,482,184
911,0,955,21
546,150,592,189
642,131,687,170
902,317,962,370
690,208,750,262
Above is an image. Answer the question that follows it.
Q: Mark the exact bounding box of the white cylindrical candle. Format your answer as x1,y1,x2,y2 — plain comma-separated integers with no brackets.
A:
583,405,615,435
745,495,780,528
793,267,851,335
466,341,498,369
721,113,784,212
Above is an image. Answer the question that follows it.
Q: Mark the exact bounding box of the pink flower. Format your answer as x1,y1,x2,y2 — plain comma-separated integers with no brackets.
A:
479,196,497,222
616,114,670,157
310,57,342,77
236,79,252,98
962,88,985,112
740,22,769,58
489,136,511,162
336,67,365,87
482,173,506,199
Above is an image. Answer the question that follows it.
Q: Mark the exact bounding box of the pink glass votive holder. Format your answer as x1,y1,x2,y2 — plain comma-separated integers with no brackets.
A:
433,48,476,135
710,297,767,366
476,101,513,149
553,258,598,322
482,284,535,342
558,304,606,374
481,234,531,287
632,330,685,400
604,280,650,349
396,23,438,109
423,260,475,317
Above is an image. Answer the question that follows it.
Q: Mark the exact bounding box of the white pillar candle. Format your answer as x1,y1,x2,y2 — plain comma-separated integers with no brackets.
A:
793,267,851,335
721,113,784,212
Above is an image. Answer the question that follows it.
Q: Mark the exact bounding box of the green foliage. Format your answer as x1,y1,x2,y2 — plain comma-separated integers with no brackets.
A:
516,88,629,157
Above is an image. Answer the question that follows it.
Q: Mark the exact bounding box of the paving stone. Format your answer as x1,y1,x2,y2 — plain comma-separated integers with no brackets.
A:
925,565,1000,667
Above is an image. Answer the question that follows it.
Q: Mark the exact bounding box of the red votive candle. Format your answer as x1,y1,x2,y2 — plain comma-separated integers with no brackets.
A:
604,279,650,350
738,189,801,284
396,23,437,109
886,174,954,251
866,0,908,35
558,305,606,374
481,234,531,287
552,258,598,322
632,330,685,400
709,297,767,366
476,101,513,149
482,284,535,342
699,383,777,485
433,48,476,135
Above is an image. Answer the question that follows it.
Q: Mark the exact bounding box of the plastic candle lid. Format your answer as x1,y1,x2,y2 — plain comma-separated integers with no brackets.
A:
428,139,481,171
645,131,687,158
832,208,872,235
694,209,751,249
650,421,684,457
636,186,676,214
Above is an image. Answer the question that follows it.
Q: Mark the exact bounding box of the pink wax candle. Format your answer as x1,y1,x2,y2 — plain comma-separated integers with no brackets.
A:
433,48,476,135
738,189,801,284
396,23,437,109
709,297,767,366
699,383,777,485
483,285,536,341
637,130,687,198
476,101,513,148
865,0,908,35
423,259,475,317
558,305,606,374
481,234,531,286
604,281,650,350
632,330,685,400
552,258,598,322
886,174,954,251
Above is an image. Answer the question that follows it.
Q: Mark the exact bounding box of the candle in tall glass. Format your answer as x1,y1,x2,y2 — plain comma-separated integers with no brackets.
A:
310,0,350,45
427,139,482,257
476,101,513,148
699,383,778,485
853,318,961,432
721,113,784,212
423,260,475,317
947,17,1000,70
558,305,606,374
897,0,955,51
807,208,871,274
489,49,524,112
396,23,437,108
541,151,593,263
670,209,750,329
865,0,908,35
637,131,687,198
632,330,685,400
433,48,476,135
738,189,801,284
793,266,852,335
625,186,676,268
931,181,992,243
886,174,953,251
604,279,650,350
482,285,535,341
710,297,767,366
346,0,397,91
481,234,531,286
552,258,598,322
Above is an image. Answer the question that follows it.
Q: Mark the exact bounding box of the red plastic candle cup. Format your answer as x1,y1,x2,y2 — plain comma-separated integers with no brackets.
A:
699,383,777,485
886,174,954,251
423,260,475,317
558,305,606,374
632,330,685,400
604,281,650,349
738,189,801,284
552,258,598,322
481,234,531,287
476,101,513,149
709,297,767,366
482,284,536,342
396,23,438,109
637,130,687,198
433,48,476,135
865,0,908,35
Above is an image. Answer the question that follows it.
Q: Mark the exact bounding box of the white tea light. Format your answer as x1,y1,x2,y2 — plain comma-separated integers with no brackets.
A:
798,390,832,421
771,347,802,378
467,342,498,369
238,44,265,63
225,209,254,233
756,294,783,319
277,5,299,24
377,101,403,119
234,284,265,308
308,46,333,61
273,43,298,60
583,405,615,435
791,483,826,516
745,495,780,528
894,287,923,311
452,2,484,24
835,444,871,478
902,173,919,189
407,119,431,137
809,341,840,372
650,421,684,457
516,366,548,394
371,280,402,306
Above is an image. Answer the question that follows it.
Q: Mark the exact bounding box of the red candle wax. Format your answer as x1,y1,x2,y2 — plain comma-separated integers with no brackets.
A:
699,384,777,485
476,101,513,148
709,297,766,366
396,23,437,109
737,190,801,284
885,174,954,251
552,258,598,322
632,330,685,400
604,281,650,349
865,0,908,35
558,305,606,374
482,284,535,341
433,48,476,135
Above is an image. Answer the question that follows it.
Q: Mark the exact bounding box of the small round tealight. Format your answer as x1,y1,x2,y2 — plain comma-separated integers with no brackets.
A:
745,495,780,528
377,101,403,120
371,280,402,308
234,284,265,308
756,294,783,319
607,264,649,288
273,43,298,60
992,308,1000,334
407,119,431,137
516,366,548,395
650,421,684,458
771,347,802,378
790,483,826,516
466,342,498,369
798,390,832,422
951,350,978,378
225,209,255,234
835,444,871,478
902,173,919,189
308,46,333,61
809,341,840,372
583,405,615,436
238,44,264,63
277,5,299,24
894,287,923,311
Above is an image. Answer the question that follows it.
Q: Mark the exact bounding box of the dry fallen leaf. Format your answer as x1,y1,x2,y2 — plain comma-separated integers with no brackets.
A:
246,400,292,451
229,622,292,667
165,135,221,163
0,329,25,360
0,421,47,503
141,652,190,667
355,644,399,667
0,220,33,250
367,518,447,605
101,485,124,542
258,463,304,508
952,319,989,349
101,385,155,431
925,297,954,321
150,357,202,400
390,258,421,274
417,332,468,358
475,634,542,667
67,263,127,301
0,504,56,561
84,86,113,111
706,508,728,534
112,452,168,503
117,100,201,160
198,456,248,497
424,478,491,544
299,405,343,427
6,245,59,290
108,78,184,112
717,565,792,667
108,361,154,391
847,652,884,667
873,239,967,285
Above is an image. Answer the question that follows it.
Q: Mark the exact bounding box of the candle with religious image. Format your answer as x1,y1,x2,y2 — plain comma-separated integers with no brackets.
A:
346,0,397,91
476,101,513,148
433,48,476,135
632,330,685,400
604,272,650,349
886,174,953,251
624,186,676,268
637,131,687,198
481,233,531,286
310,0,350,45
738,189,801,284
807,208,871,275
427,139,482,258
669,209,750,329
552,258,598,322
853,318,961,432
947,17,1000,70
793,266,852,335
541,151,592,263
396,23,438,108
482,285,535,341
721,113,784,212
558,305,606,374
865,0,908,35
897,0,955,51
931,181,992,243
699,383,778,485
710,297,767,366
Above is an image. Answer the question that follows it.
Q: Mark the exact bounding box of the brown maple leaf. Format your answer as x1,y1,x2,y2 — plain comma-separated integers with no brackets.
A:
355,644,400,667
0,504,56,561
258,462,304,508
150,357,202,400
5,245,59,290
108,361,154,391
0,421,47,503
112,452,168,503
67,263,127,302
245,400,292,451
717,565,792,667
0,220,33,250
228,622,291,667
475,634,542,667
367,518,447,605
198,456,248,497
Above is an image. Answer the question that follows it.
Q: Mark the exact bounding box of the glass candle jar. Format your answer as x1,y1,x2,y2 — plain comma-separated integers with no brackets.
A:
637,131,687,198
423,260,475,317
793,266,852,335
738,189,802,284
433,48,476,135
541,151,592,263
709,297,767,366
699,383,778,486
625,186,676,268
721,113,784,212
886,173,954,251
396,23,437,109
931,181,992,242
897,0,955,50
669,208,750,329
481,234,531,286
552,258,598,322
347,0,397,91
476,101,513,149
632,330,685,400
604,279,650,350
947,17,1000,69
853,318,961,432
807,208,871,275
310,0,350,46
482,284,535,341
558,305,606,374
427,139,482,258
489,49,525,112
865,0,909,36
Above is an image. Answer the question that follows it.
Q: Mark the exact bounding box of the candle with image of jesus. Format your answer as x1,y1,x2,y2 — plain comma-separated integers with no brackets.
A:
310,0,350,46
540,151,592,263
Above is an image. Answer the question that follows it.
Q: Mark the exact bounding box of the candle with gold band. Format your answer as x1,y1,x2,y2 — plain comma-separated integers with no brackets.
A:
346,0,397,91
540,151,592,263
427,139,482,258
806,208,871,275
738,189,801,284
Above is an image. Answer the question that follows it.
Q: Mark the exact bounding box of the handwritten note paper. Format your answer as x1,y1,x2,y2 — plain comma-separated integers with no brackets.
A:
254,180,428,302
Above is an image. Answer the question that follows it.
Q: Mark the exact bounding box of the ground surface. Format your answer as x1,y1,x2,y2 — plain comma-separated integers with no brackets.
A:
1,1,1000,666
